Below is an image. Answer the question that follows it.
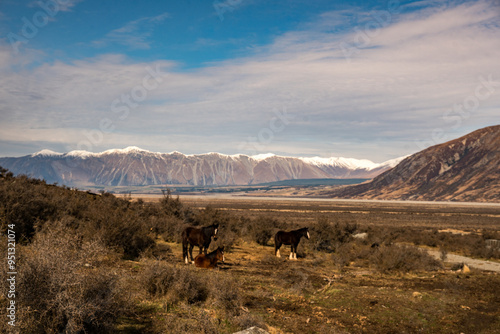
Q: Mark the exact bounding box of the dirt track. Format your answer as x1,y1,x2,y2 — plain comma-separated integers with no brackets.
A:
427,250,500,272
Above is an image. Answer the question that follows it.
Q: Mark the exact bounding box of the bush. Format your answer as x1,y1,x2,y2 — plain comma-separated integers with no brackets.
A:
311,218,357,253
153,306,219,334
207,273,243,316
370,244,442,273
142,261,209,305
0,224,128,333
249,215,281,246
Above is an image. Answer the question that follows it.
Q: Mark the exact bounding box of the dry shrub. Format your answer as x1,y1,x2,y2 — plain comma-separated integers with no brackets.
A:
142,260,244,315
311,218,357,253
207,272,243,316
332,242,356,272
371,244,442,273
142,261,209,305
153,305,219,334
249,215,282,246
260,253,286,267
4,224,128,333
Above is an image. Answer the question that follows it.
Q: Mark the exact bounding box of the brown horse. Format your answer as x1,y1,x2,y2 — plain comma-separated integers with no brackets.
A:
182,224,219,264
274,227,310,260
194,246,224,269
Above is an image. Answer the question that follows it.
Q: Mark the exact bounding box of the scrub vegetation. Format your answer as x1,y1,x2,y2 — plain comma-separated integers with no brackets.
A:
1,167,499,333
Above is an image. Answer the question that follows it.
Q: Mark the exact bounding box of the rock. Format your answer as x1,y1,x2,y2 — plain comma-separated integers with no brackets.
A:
233,326,270,334
353,232,368,239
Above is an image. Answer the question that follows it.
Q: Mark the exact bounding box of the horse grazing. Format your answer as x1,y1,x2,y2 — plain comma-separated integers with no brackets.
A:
182,224,219,264
274,227,310,260
194,246,225,269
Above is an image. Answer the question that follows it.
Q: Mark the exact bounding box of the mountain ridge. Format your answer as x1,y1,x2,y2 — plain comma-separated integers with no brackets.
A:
0,148,404,187
327,125,500,202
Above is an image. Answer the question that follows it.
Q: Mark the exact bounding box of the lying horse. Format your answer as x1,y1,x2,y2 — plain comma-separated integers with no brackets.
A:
194,246,224,269
274,227,310,260
182,223,219,264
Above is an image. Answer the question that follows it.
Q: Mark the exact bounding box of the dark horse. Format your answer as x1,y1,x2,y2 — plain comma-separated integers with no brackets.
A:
194,246,224,269
274,227,310,260
182,224,219,264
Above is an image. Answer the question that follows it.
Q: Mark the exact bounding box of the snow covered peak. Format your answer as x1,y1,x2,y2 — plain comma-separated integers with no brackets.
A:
32,149,63,157
251,153,276,161
101,146,151,155
299,155,405,171
66,150,95,158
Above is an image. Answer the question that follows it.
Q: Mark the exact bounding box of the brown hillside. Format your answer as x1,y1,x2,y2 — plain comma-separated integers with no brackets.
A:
328,125,500,202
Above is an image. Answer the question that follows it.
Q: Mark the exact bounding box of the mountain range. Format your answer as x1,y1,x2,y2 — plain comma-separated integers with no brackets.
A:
0,147,402,187
327,125,500,202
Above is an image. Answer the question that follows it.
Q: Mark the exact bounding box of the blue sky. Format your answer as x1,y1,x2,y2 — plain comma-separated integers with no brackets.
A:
0,0,499,162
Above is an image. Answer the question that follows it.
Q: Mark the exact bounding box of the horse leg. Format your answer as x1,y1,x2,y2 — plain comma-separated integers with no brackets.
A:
182,241,188,264
189,244,195,264
293,242,298,260
289,244,294,259
275,243,281,257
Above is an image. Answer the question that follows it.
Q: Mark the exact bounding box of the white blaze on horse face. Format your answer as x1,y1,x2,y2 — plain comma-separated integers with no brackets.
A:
214,228,218,236
307,231,310,239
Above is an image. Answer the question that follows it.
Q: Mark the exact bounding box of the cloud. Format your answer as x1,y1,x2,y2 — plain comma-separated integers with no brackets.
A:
1,1,499,161
93,12,170,50
28,0,84,12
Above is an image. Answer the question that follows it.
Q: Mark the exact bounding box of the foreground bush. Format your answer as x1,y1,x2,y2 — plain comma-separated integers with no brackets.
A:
0,225,129,333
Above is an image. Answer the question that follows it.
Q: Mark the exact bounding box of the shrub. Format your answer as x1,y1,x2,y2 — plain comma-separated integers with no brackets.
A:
249,215,281,246
142,261,209,305
153,306,219,334
311,218,357,253
1,225,128,333
207,273,243,316
370,244,442,273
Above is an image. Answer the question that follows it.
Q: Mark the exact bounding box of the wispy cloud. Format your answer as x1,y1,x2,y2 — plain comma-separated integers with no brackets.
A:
93,12,170,49
28,0,84,12
1,1,499,160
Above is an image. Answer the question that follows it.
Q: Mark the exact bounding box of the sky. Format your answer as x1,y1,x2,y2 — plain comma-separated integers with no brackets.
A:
0,0,499,162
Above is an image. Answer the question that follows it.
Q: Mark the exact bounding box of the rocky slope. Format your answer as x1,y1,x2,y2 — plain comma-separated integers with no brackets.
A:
328,125,500,202
0,147,402,187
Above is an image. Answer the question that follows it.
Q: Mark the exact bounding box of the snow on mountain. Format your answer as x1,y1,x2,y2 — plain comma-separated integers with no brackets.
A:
32,149,63,157
251,153,276,161
1,147,404,187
